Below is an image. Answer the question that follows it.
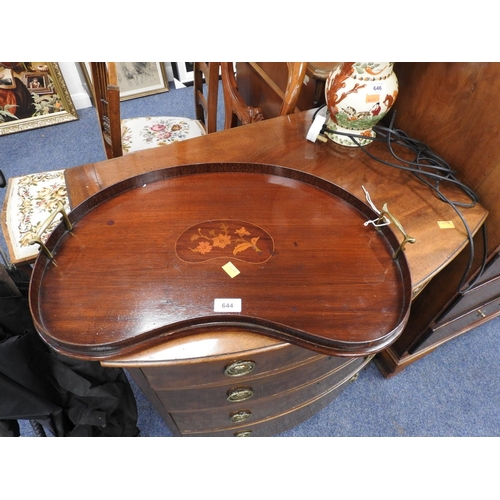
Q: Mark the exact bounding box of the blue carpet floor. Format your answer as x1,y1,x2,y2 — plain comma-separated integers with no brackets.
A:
1,83,499,440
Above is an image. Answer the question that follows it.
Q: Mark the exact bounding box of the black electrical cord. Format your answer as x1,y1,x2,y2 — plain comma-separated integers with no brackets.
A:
315,107,487,293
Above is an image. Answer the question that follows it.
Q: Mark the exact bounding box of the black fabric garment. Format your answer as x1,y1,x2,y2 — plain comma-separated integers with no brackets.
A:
0,294,140,437
0,418,19,437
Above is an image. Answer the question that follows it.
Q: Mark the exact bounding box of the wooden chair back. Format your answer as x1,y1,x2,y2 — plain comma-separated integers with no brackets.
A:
194,62,220,133
91,62,218,159
221,62,307,129
90,62,123,159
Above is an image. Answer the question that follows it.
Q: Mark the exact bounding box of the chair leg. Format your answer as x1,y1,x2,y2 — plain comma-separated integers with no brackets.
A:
29,420,47,437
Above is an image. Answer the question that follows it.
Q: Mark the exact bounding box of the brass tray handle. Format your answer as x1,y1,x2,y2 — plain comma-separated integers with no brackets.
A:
29,201,73,260
377,203,416,258
362,186,416,259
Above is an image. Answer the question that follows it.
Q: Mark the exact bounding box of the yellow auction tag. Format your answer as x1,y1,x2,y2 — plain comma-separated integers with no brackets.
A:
437,221,455,229
222,261,240,278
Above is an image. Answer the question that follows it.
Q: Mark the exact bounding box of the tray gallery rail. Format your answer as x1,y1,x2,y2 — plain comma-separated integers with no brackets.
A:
29,163,412,359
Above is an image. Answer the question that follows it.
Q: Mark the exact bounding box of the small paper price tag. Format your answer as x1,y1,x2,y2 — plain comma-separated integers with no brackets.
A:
222,261,240,278
365,82,386,103
214,298,242,313
438,221,455,229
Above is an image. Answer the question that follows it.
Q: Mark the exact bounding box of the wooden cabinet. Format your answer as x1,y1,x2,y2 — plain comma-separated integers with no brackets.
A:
375,63,500,376
32,161,413,437
413,253,500,352
108,332,371,437
60,106,488,435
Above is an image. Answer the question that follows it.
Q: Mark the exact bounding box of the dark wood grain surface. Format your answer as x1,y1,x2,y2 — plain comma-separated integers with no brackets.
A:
65,109,488,292
373,62,500,375
392,62,500,257
30,163,411,359
58,107,488,367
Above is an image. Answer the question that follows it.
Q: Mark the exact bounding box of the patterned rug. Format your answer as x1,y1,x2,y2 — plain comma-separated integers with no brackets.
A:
2,170,70,264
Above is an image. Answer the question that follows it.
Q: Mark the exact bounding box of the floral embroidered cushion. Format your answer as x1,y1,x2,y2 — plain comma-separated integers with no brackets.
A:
121,116,205,154
3,169,70,264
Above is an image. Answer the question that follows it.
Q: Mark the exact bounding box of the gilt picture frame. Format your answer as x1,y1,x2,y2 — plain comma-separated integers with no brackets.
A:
0,62,78,136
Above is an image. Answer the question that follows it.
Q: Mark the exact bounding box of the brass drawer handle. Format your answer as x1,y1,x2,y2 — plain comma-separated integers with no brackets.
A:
229,410,252,423
234,430,253,437
224,360,256,377
227,387,254,402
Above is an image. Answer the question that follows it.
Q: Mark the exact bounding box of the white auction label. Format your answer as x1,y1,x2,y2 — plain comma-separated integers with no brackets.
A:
214,298,242,312
369,82,387,93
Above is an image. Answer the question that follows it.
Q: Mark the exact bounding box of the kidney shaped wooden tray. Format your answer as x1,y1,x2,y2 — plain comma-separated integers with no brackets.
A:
29,163,412,359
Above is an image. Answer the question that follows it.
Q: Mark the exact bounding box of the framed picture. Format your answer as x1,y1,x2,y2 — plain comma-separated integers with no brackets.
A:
24,73,51,94
81,62,169,101
115,62,169,100
0,62,78,136
173,62,194,85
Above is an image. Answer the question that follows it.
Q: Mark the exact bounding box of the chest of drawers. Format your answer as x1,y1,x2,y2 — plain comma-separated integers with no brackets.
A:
415,253,500,353
109,330,372,436
30,163,411,436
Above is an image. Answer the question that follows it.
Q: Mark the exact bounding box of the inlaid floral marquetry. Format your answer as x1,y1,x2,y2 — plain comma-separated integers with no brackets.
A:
175,220,274,263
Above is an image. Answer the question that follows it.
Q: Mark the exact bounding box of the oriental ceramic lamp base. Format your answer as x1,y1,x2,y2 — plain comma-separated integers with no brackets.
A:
324,62,398,148
324,116,376,147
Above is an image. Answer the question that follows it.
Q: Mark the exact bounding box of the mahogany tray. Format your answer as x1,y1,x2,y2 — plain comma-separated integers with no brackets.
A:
29,163,412,359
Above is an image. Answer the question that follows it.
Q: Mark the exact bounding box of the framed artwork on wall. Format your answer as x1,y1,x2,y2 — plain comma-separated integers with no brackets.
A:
81,62,169,101
115,62,169,100
0,62,78,136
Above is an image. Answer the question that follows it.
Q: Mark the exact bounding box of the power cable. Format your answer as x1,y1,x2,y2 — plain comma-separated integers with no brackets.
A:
315,108,488,293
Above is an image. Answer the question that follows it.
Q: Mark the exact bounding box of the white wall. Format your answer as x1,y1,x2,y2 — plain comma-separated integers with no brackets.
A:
59,62,93,110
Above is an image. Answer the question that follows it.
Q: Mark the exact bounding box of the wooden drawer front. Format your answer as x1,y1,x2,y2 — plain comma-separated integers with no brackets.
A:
180,357,369,436
434,275,500,326
140,341,320,389
152,354,352,412
171,357,365,431
418,295,500,352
